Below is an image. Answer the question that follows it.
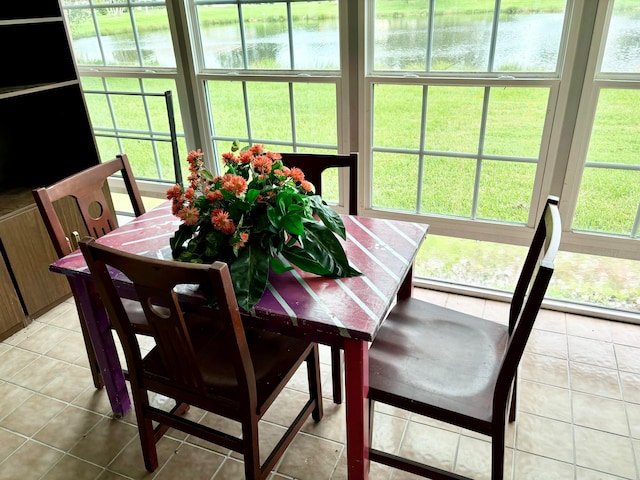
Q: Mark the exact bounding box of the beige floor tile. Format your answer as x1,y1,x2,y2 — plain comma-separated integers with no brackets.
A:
40,455,104,480
574,426,637,479
625,402,640,439
153,442,225,480
0,347,39,379
277,432,342,479
572,392,629,436
513,450,575,479
525,329,568,359
515,413,574,463
0,440,64,480
0,427,27,461
39,363,95,403
0,393,67,437
108,435,181,479
533,308,567,334
619,371,640,403
610,321,640,348
370,411,408,454
34,405,103,451
570,361,623,399
44,330,90,364
566,313,613,341
575,466,632,479
0,382,33,419
518,379,572,422
398,422,459,473
9,355,69,392
520,352,569,388
614,344,640,374
568,336,617,369
69,417,138,466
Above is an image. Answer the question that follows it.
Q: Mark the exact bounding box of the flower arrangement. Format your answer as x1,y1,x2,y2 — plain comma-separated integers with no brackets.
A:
167,143,360,311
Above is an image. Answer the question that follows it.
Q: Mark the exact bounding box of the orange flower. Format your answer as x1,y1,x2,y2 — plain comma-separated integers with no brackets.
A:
211,209,236,235
183,186,195,201
186,149,203,164
220,174,248,197
206,189,224,203
253,155,273,174
238,150,253,164
249,144,264,155
222,152,237,165
166,184,182,200
177,206,199,226
300,180,314,192
232,232,249,248
288,167,305,183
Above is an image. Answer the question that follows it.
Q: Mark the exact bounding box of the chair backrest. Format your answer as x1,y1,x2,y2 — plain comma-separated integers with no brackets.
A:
78,237,255,397
496,196,561,405
279,152,358,215
33,154,145,258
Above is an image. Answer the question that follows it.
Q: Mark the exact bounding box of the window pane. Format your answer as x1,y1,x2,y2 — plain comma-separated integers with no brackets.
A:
293,83,337,145
586,89,640,165
373,2,430,70
431,1,494,72
373,84,423,149
600,1,640,73
371,152,419,211
62,2,175,67
197,5,243,69
574,168,640,236
246,82,292,140
421,157,475,217
494,0,566,72
484,87,549,157
425,86,483,153
198,1,338,70
372,0,565,73
291,1,339,70
573,89,640,236
476,160,534,223
208,81,249,139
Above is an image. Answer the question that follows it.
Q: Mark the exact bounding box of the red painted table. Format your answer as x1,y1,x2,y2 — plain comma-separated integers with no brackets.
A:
50,201,428,479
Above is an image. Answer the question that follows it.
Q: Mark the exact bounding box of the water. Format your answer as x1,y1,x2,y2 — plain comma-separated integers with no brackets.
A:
71,11,639,73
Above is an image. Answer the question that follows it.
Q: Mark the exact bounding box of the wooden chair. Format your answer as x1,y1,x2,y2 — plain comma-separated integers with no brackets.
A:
32,154,146,388
79,237,323,479
368,196,561,480
280,152,358,404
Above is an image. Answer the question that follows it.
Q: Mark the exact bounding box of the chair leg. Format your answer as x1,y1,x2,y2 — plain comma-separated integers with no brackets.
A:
330,347,343,404
307,345,324,421
492,427,506,480
134,393,159,472
242,418,261,480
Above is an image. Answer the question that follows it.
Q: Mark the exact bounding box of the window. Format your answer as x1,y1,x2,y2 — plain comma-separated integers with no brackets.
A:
61,0,640,315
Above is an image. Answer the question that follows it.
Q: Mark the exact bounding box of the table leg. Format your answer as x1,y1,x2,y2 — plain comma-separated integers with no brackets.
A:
73,278,132,417
343,338,370,480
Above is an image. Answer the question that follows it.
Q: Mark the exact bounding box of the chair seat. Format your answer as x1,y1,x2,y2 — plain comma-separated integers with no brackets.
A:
144,323,313,415
369,298,509,428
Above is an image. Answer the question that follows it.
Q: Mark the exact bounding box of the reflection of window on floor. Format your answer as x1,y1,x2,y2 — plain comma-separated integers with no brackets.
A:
417,236,640,315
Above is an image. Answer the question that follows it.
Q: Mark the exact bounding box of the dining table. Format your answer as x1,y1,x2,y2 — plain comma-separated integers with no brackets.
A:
50,200,428,479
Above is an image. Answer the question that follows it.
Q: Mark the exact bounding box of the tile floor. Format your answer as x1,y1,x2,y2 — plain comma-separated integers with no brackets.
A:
0,289,639,480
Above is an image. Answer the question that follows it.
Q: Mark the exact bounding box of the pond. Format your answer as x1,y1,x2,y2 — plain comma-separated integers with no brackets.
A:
71,11,640,73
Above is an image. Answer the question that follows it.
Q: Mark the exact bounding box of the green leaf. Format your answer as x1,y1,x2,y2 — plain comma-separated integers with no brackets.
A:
229,244,270,311
283,214,305,236
169,223,195,258
269,255,294,274
281,246,334,276
309,195,346,239
301,222,362,277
